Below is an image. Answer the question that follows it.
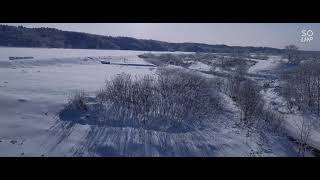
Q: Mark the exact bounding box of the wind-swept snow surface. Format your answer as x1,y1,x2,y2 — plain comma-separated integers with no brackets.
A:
0,48,156,156
0,48,300,156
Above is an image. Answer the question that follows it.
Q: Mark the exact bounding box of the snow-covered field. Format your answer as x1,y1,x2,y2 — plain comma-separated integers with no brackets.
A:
0,48,163,156
0,47,307,156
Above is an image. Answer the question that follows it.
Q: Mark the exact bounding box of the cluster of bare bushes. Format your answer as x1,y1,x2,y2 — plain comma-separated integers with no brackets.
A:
283,44,318,65
218,64,284,131
63,54,283,133
64,68,222,131
138,53,193,67
139,53,257,75
66,90,89,112
139,53,242,69
211,56,255,71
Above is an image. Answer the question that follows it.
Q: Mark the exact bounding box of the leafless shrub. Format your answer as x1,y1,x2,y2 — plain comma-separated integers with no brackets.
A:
293,115,313,157
66,90,88,112
157,68,222,125
237,80,263,125
96,68,222,131
285,44,301,65
225,62,248,99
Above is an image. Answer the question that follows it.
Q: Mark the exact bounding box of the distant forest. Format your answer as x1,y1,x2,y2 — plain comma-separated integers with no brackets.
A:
0,24,303,54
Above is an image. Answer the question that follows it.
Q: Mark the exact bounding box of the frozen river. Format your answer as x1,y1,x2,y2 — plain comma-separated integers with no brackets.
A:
0,47,192,61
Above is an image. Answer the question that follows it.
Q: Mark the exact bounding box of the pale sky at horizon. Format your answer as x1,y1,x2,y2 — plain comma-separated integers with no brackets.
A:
2,23,320,51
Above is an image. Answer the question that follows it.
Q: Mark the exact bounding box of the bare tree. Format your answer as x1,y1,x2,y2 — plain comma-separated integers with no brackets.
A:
227,62,248,100
235,62,248,79
67,90,88,112
237,80,262,125
285,44,300,65
295,115,312,157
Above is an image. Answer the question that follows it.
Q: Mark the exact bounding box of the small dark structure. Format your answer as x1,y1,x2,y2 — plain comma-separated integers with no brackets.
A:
9,56,34,60
100,61,111,64
111,63,156,67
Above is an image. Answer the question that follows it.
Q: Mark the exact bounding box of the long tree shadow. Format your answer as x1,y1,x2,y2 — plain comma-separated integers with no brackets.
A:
70,123,224,157
72,126,145,157
58,100,198,134
46,117,76,153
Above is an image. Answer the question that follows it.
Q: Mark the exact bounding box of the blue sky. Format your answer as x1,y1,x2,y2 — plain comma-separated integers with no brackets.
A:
3,23,320,51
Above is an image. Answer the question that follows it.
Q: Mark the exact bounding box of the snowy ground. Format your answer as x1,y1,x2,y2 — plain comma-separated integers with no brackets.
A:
0,48,157,156
0,48,301,156
188,62,211,71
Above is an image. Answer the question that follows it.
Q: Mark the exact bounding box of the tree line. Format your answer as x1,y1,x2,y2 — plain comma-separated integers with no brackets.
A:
1,24,287,54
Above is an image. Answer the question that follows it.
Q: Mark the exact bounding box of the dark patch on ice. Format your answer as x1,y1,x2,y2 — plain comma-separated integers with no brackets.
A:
18,99,28,102
10,140,18,144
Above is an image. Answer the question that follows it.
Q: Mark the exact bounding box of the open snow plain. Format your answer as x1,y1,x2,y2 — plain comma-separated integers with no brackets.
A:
0,48,301,156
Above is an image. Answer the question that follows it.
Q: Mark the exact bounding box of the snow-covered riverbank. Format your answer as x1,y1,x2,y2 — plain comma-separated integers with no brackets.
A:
248,55,320,153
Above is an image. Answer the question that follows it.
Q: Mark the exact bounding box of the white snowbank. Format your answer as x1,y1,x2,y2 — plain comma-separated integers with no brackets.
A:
248,56,282,74
189,62,211,71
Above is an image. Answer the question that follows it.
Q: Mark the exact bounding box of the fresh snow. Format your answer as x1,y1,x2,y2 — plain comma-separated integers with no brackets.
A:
188,62,211,71
248,56,284,74
0,48,305,156
0,48,157,156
